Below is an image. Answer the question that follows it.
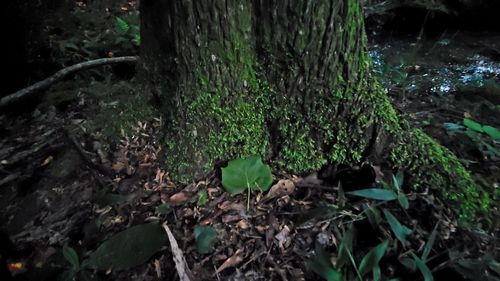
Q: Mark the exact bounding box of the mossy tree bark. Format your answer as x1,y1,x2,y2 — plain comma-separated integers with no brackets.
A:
139,0,489,224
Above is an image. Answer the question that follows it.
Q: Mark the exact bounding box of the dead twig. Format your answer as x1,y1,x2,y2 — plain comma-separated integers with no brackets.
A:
0,56,138,109
162,221,192,281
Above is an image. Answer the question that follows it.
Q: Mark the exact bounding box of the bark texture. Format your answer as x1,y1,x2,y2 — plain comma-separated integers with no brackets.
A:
140,0,489,224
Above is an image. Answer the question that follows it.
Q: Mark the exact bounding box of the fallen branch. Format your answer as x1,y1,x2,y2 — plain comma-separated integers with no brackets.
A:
0,56,138,109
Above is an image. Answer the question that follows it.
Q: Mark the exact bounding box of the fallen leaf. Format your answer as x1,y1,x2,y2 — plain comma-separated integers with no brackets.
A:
222,214,241,223
155,169,166,183
41,155,53,166
265,179,295,199
216,249,244,273
112,161,126,173
162,222,192,281
236,220,249,230
154,259,162,278
169,192,189,205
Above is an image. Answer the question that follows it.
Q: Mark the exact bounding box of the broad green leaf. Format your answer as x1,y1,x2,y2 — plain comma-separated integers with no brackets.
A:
358,240,389,276
197,190,208,206
463,118,483,132
422,223,439,262
194,225,217,254
308,243,343,281
399,256,417,271
397,193,409,209
86,223,167,271
115,17,129,35
411,253,434,281
483,125,500,140
63,245,79,271
155,203,171,215
221,156,273,194
373,265,381,281
383,209,412,244
347,189,397,201
336,228,354,269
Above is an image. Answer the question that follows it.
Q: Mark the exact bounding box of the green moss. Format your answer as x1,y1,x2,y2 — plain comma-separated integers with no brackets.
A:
390,125,490,225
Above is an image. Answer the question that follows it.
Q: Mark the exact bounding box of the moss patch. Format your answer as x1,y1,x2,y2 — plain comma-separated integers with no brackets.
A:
390,122,490,225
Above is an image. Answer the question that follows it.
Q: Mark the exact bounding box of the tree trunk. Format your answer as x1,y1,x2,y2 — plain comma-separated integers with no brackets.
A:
139,0,489,224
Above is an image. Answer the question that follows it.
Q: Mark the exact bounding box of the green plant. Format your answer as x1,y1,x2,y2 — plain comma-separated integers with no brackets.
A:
194,225,217,254
197,190,209,206
155,203,172,216
85,223,167,271
347,172,409,209
222,155,273,210
463,118,500,140
59,245,94,281
115,16,140,46
308,234,389,281
221,155,273,194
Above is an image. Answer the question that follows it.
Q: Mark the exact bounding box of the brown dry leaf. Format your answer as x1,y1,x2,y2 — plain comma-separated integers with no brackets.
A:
154,259,162,278
41,155,53,167
464,112,472,118
142,154,151,163
216,249,244,273
162,222,192,281
169,192,189,205
255,225,269,233
207,187,219,198
112,161,126,173
155,169,166,183
265,179,295,199
236,220,249,230
222,214,241,223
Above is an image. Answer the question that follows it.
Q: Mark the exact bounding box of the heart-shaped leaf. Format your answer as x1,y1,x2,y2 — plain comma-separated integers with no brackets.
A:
86,223,167,271
221,156,273,194
358,240,389,276
194,225,217,254
347,189,397,201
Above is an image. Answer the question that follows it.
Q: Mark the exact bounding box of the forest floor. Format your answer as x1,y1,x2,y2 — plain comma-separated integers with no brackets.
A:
0,2,499,281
